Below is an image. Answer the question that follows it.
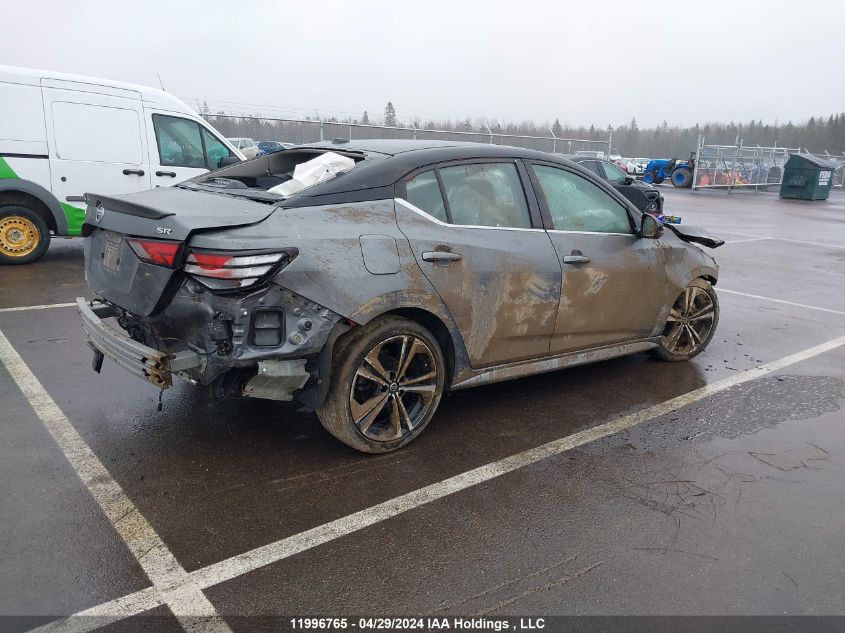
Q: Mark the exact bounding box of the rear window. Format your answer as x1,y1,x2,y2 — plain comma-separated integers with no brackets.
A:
192,148,368,196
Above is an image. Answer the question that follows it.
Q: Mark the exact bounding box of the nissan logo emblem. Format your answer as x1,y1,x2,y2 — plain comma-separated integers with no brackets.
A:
95,205,105,223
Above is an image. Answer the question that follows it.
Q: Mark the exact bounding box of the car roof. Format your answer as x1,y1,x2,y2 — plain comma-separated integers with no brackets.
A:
277,140,583,207
299,138,562,161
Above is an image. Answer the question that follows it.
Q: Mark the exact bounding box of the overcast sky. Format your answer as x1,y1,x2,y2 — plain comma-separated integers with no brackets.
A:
3,0,844,128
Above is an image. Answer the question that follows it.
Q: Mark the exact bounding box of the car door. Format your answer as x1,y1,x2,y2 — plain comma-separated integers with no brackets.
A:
145,112,236,188
598,159,650,211
527,161,671,354
42,84,151,208
395,161,562,368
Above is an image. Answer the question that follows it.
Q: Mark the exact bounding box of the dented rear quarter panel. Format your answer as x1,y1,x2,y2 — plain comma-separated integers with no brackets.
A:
190,199,475,380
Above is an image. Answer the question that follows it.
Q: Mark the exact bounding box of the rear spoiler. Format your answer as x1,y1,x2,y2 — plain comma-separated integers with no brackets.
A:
665,224,724,249
83,193,175,220
81,192,176,236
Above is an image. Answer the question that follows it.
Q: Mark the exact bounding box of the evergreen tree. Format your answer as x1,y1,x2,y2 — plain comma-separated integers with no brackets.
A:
362,110,370,125
384,102,397,127
552,118,563,137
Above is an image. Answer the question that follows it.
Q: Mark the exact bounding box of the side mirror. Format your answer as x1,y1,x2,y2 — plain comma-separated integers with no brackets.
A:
640,214,663,238
624,176,634,185
218,156,241,169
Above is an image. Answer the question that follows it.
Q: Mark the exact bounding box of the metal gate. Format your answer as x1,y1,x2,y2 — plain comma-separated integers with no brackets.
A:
692,138,799,191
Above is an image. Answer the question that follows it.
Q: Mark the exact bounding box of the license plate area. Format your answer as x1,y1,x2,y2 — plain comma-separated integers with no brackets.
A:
103,231,123,272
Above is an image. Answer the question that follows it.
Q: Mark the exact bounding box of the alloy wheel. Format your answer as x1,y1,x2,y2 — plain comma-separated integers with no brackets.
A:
662,285,716,355
349,335,439,442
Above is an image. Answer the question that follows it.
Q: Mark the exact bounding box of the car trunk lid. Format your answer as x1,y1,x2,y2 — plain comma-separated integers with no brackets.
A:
83,187,277,316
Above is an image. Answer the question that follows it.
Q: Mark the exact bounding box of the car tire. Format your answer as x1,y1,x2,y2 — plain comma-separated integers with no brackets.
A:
316,316,446,453
0,204,51,265
671,167,693,188
655,278,719,362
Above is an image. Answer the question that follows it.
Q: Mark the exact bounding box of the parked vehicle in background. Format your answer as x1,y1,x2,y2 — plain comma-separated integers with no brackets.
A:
571,156,664,213
623,158,643,175
635,158,651,173
0,65,244,264
573,149,606,159
228,138,260,159
77,140,722,453
257,141,294,155
643,153,696,188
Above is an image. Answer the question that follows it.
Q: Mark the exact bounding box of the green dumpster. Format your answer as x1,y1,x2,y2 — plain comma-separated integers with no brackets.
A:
779,154,835,200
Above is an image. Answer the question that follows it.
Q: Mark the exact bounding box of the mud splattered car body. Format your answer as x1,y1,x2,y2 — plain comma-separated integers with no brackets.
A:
78,140,722,452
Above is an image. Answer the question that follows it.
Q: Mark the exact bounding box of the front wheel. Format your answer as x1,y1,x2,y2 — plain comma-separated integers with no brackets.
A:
317,316,446,453
0,205,51,264
655,279,719,362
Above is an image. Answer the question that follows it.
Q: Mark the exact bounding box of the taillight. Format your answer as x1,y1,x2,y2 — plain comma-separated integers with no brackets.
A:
127,238,181,267
183,249,296,290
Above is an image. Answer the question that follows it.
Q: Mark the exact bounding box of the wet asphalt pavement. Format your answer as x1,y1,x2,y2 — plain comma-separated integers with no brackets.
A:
1,188,844,630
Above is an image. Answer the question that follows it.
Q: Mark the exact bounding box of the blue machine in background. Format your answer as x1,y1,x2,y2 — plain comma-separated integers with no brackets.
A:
643,153,696,188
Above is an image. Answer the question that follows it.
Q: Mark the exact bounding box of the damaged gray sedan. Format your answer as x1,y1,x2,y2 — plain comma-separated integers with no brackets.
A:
78,140,722,453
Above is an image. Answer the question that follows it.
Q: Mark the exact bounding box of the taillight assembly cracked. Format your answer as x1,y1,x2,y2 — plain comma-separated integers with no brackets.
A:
184,248,298,291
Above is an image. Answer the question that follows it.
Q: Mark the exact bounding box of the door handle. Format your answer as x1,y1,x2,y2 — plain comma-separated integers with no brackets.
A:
563,255,591,264
122,169,145,176
155,170,177,177
422,251,462,263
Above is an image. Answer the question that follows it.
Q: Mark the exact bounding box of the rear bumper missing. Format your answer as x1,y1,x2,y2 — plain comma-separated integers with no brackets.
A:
77,297,202,389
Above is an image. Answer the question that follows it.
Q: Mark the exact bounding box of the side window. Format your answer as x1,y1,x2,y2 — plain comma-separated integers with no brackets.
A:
532,165,632,234
201,127,233,170
581,161,602,176
152,115,206,168
405,170,447,222
601,161,627,184
439,162,530,228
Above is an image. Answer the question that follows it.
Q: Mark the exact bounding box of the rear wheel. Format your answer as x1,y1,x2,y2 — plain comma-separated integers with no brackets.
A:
0,205,51,264
317,316,446,453
655,279,719,362
671,167,693,188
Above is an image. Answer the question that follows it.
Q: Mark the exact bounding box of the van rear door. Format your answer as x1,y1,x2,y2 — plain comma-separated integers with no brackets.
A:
145,111,237,188
42,80,152,221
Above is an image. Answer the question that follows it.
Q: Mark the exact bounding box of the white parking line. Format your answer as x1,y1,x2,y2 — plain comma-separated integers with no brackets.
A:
719,288,845,317
0,302,76,313
721,237,772,245
718,232,845,250
25,332,845,631
0,330,233,633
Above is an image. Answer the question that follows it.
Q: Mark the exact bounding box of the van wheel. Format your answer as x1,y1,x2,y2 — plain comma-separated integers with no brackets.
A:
317,316,446,453
0,205,51,264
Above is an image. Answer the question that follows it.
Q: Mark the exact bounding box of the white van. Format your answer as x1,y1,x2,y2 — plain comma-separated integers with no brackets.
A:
0,65,245,264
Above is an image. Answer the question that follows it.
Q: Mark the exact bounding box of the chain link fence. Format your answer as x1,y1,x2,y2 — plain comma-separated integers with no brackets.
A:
202,113,611,156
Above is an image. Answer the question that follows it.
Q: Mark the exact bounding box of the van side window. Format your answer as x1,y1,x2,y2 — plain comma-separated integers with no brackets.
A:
153,114,230,169
201,128,234,170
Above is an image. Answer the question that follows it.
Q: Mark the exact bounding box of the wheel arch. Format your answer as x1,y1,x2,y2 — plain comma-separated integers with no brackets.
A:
382,306,459,386
0,179,68,235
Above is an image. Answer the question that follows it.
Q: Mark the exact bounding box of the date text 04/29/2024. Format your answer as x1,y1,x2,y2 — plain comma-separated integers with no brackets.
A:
289,617,546,630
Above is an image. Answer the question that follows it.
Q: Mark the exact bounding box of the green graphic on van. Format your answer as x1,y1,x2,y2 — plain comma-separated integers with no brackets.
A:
0,156,17,180
0,156,85,234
